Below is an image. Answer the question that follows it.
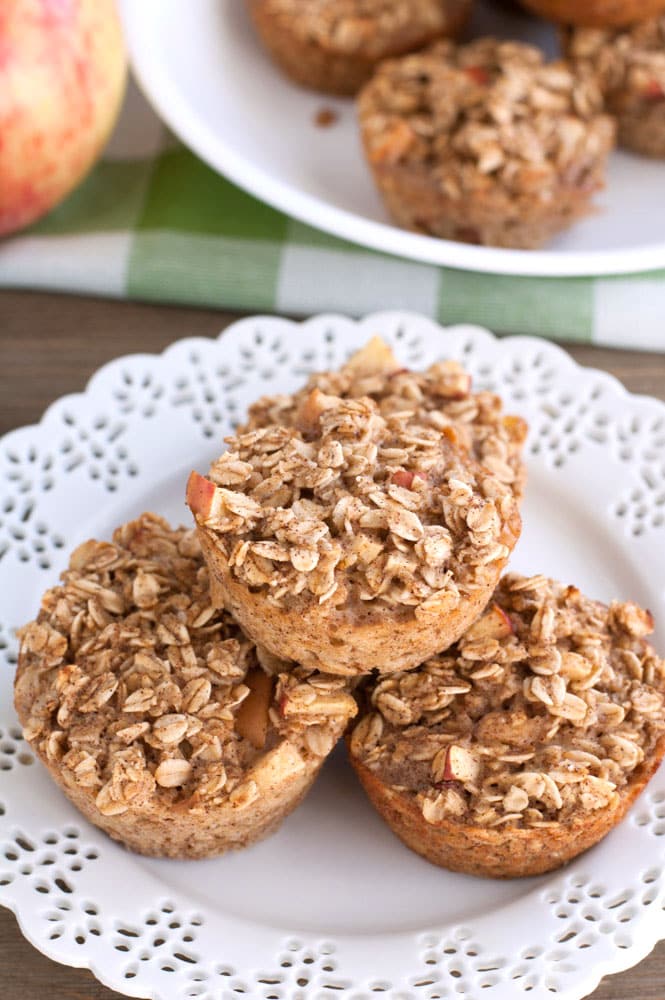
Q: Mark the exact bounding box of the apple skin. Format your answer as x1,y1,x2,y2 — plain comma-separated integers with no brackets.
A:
0,0,127,237
390,470,428,489
464,602,514,642
236,668,274,750
442,745,481,784
186,470,217,520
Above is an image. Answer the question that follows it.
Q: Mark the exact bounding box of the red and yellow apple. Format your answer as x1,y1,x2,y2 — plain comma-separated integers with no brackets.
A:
0,0,127,237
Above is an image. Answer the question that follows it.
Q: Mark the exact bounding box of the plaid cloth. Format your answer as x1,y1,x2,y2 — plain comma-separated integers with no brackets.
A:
1,78,664,351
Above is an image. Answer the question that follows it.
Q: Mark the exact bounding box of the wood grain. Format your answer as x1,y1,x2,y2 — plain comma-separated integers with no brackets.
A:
1,290,664,1000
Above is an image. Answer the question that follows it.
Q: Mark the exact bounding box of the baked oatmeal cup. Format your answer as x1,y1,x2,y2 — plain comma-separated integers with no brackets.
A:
358,38,616,249
517,0,665,28
187,391,521,677
245,0,472,96
243,337,528,499
14,513,356,858
348,573,665,877
567,18,665,158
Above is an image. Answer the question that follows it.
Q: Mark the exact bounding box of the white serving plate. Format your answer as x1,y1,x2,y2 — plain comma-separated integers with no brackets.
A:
1,312,665,1000
118,0,665,278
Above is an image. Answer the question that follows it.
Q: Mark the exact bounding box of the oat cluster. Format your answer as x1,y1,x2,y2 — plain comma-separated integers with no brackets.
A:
568,15,665,101
359,37,615,194
244,339,527,498
16,514,354,817
568,18,665,103
201,391,519,613
351,573,665,829
258,0,465,56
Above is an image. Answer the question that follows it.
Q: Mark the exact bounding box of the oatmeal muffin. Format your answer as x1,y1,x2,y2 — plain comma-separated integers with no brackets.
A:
358,39,616,249
243,338,528,500
518,0,665,28
14,513,356,858
187,391,521,677
567,19,665,158
348,573,665,877
245,0,472,96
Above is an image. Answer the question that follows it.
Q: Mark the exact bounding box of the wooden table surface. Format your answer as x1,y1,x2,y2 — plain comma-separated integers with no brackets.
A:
1,290,664,999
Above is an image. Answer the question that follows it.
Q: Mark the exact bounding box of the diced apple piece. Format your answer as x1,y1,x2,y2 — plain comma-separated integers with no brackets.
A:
281,687,357,720
391,470,413,489
390,470,428,489
464,65,490,86
369,119,416,165
352,533,384,566
186,470,221,523
431,361,472,400
235,668,274,750
186,471,247,528
186,472,233,524
443,745,481,784
464,603,514,642
644,80,665,101
343,337,399,378
610,601,655,638
502,414,529,445
295,388,339,436
443,373,472,399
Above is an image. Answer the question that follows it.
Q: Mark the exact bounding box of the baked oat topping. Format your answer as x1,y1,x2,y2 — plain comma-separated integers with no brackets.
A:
189,390,520,616
243,337,528,497
16,514,356,817
350,573,665,829
567,18,665,103
258,0,468,57
359,37,615,196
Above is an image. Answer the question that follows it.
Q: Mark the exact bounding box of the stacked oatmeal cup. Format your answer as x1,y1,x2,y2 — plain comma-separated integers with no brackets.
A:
245,0,665,248
16,336,665,878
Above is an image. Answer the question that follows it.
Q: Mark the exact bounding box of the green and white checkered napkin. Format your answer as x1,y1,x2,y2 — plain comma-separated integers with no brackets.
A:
1,80,664,351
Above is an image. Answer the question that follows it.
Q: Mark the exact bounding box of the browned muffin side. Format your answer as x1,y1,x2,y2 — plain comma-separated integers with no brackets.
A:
567,18,665,157
188,391,521,676
14,513,356,858
518,0,665,28
358,38,616,249
246,0,472,95
243,337,528,500
348,573,665,877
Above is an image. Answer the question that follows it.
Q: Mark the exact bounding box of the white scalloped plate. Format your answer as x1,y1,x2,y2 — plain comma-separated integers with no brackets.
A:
119,0,665,277
1,312,665,1000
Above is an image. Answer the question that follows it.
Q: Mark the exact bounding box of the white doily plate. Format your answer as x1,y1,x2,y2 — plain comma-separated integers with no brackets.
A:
1,312,665,1000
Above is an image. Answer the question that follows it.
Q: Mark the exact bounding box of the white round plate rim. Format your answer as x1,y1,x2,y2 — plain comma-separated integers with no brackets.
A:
1,311,665,1000
118,0,665,279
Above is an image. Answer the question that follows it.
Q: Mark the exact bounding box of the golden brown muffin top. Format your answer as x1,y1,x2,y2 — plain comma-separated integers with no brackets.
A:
15,514,355,817
350,573,665,829
359,38,615,195
243,338,528,498
189,390,520,619
567,18,665,101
